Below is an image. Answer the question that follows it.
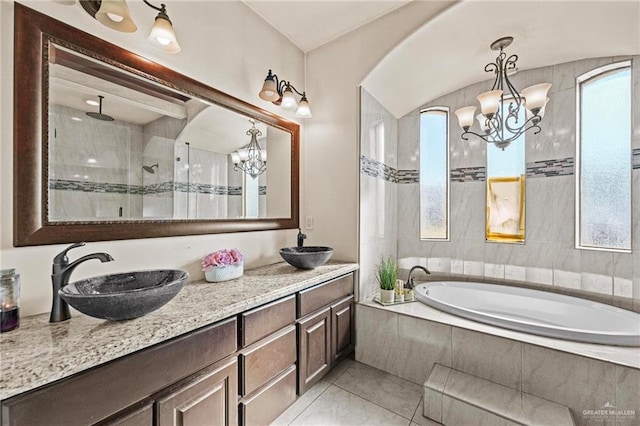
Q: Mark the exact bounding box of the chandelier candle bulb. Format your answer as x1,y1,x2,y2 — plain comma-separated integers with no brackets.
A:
476,89,503,117
526,98,549,120
454,106,477,131
476,114,490,133
522,83,552,114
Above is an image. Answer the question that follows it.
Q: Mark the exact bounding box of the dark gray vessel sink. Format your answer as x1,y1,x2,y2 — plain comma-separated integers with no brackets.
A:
280,246,334,269
59,269,188,321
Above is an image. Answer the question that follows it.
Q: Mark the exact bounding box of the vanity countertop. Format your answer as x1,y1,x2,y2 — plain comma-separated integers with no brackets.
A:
0,261,358,401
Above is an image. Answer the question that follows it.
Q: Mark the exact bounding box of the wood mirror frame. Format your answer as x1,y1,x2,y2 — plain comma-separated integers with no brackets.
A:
13,4,300,247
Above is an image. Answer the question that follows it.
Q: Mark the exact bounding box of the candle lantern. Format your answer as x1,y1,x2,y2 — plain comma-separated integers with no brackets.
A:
1,269,20,332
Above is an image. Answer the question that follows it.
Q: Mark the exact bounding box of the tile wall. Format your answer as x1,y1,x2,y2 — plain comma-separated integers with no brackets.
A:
48,109,255,221
359,89,399,300
360,56,640,310
49,105,144,220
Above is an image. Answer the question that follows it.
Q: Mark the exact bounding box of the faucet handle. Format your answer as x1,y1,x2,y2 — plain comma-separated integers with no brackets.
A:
53,242,85,266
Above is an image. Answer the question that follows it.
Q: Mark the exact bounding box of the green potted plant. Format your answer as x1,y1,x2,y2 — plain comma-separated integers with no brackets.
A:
376,257,397,303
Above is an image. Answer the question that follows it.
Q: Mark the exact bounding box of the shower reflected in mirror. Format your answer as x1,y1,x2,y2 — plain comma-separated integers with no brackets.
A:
85,95,114,121
143,164,159,174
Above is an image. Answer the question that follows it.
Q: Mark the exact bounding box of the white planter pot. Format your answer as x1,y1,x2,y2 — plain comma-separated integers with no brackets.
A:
205,263,243,283
379,289,395,303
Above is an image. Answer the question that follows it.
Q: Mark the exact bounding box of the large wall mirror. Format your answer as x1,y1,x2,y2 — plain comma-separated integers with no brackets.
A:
14,4,299,246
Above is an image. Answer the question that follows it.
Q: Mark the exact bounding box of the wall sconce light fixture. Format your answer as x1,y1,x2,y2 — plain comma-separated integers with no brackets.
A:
454,37,551,150
258,69,312,118
231,120,267,179
80,0,181,53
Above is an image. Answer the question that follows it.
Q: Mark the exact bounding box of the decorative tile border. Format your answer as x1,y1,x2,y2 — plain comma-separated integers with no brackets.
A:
360,156,397,183
396,170,419,184
49,180,259,196
526,157,574,178
49,179,144,194
450,167,486,182
633,148,640,169
144,182,174,194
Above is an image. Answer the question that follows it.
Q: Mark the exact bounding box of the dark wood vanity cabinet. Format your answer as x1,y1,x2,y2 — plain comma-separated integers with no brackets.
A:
297,274,355,394
1,318,238,426
237,296,297,426
1,271,356,426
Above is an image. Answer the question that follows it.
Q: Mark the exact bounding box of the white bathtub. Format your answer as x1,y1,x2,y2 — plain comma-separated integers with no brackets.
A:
414,281,640,346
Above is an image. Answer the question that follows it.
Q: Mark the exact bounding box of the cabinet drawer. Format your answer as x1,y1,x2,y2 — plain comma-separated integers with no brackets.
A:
239,325,296,396
297,273,353,317
240,295,295,347
239,365,297,426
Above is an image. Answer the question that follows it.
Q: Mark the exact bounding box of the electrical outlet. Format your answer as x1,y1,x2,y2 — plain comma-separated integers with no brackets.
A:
305,215,314,230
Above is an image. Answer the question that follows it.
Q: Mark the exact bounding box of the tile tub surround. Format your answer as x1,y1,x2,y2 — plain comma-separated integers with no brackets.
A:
424,365,574,425
0,261,358,401
356,302,640,426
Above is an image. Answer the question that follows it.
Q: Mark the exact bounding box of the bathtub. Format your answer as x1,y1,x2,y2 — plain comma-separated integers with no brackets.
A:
414,281,640,346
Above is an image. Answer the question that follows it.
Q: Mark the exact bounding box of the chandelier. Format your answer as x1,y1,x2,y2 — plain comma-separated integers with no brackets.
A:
231,121,267,179
454,37,551,150
258,70,312,118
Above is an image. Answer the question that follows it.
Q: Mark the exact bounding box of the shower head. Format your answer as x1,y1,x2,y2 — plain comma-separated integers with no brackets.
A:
143,164,159,174
86,95,114,121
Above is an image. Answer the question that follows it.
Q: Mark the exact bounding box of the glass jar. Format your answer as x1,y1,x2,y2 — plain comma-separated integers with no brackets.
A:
1,269,20,332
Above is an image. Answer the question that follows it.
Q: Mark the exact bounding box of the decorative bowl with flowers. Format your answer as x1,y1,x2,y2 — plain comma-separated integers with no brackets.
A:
201,249,244,282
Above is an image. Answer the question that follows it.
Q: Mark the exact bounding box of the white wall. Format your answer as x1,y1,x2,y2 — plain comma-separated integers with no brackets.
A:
304,1,455,262
0,0,304,316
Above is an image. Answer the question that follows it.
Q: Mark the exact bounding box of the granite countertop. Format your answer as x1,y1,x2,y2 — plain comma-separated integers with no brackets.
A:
0,261,358,401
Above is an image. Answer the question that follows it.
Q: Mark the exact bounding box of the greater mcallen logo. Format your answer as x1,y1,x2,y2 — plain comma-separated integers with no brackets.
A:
583,402,636,421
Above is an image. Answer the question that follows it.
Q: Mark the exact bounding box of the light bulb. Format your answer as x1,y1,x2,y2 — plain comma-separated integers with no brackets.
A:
148,13,181,53
281,87,298,110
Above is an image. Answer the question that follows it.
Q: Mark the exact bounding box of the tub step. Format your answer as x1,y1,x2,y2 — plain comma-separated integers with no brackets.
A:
423,364,575,426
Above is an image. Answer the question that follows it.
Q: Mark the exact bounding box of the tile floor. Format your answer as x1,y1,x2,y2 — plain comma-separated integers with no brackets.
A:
271,359,442,426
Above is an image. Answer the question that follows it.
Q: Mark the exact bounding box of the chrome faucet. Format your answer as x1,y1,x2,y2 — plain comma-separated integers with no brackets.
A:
50,242,114,323
406,265,431,289
297,228,307,248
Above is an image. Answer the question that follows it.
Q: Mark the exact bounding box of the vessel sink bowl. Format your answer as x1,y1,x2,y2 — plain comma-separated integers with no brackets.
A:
59,269,188,321
280,246,334,269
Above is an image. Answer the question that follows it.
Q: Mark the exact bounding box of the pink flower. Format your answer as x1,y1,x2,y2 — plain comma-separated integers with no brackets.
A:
201,249,244,271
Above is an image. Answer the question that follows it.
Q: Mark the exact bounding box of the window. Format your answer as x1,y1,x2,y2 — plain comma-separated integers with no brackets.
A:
420,108,449,240
486,98,526,243
576,62,631,252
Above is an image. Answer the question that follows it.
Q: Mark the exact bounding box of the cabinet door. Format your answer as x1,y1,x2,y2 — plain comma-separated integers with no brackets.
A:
331,295,355,365
297,307,331,395
100,403,153,426
156,356,238,426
